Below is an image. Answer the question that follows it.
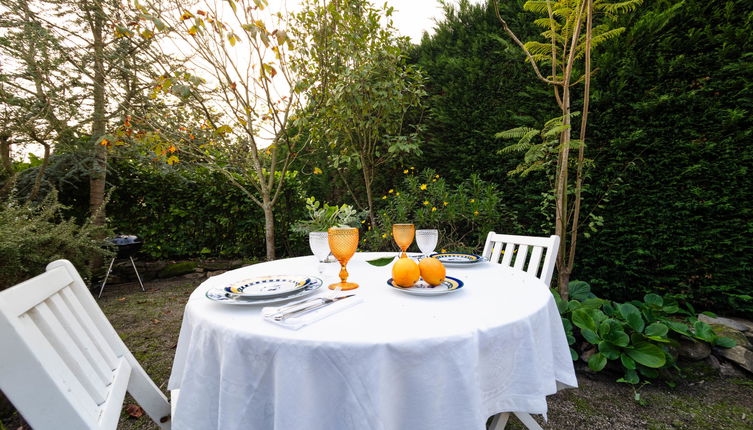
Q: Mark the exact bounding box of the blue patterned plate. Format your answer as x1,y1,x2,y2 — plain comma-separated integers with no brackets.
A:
387,276,464,296
430,253,484,266
207,277,324,305
224,275,311,298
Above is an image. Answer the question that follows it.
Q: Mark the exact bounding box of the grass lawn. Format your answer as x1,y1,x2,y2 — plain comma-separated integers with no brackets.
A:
4,277,753,429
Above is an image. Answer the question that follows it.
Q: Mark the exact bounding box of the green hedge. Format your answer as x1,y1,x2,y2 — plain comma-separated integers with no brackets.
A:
108,159,307,260
411,0,753,315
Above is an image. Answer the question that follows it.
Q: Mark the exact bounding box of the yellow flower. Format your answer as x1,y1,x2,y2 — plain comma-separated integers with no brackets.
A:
388,189,394,194
435,174,440,179
423,200,429,205
432,179,436,182
410,166,415,170
361,220,365,224
368,226,371,230
441,249,447,253
473,210,479,216
431,207,437,212
443,201,448,206
382,233,387,238
420,184,427,190
470,199,475,203
313,167,323,174
403,169,409,174
382,196,387,200
396,192,400,196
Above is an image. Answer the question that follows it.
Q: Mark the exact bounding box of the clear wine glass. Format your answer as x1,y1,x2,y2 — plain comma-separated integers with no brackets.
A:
415,229,438,259
309,232,330,274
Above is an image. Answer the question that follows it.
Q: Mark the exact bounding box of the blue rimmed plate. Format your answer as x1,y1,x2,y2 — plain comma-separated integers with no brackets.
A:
386,276,464,296
224,275,311,299
430,253,485,266
207,277,324,305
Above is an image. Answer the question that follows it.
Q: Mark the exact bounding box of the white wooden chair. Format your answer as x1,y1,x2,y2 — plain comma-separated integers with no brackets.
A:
0,259,173,430
482,232,560,286
482,232,560,430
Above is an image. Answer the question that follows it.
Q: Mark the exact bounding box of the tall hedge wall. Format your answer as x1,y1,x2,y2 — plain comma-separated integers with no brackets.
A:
412,0,753,314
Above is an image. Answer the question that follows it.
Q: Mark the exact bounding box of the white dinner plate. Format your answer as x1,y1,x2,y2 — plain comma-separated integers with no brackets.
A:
386,276,464,296
430,253,485,266
224,275,312,299
207,277,324,305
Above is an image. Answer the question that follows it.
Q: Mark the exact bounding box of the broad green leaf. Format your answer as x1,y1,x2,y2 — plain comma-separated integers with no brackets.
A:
598,341,620,360
693,320,715,342
714,337,736,348
572,308,596,332
581,328,600,344
620,353,636,370
644,293,663,307
568,280,594,301
667,321,692,337
624,342,666,368
604,328,630,347
570,347,578,361
638,366,659,378
619,302,645,333
617,368,639,385
588,352,607,372
644,322,668,337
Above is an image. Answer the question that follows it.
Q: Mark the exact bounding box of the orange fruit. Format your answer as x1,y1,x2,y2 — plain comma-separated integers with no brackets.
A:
392,257,420,287
419,257,446,286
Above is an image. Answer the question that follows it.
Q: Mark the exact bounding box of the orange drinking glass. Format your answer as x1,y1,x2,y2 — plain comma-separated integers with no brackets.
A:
392,223,415,258
327,227,359,290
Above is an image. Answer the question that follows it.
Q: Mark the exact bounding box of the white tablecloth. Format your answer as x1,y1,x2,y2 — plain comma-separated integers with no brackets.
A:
168,253,577,430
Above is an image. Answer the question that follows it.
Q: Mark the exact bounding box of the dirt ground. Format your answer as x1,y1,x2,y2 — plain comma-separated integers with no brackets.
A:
2,277,752,429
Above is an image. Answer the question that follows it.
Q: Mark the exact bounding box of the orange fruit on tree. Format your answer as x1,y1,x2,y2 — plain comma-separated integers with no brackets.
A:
392,257,420,287
419,257,446,286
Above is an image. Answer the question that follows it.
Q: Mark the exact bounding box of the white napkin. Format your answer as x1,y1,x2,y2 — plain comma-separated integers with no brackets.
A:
262,294,364,330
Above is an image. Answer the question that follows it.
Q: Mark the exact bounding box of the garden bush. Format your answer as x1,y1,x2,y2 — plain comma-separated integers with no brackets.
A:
107,158,307,260
361,168,520,253
555,281,736,386
0,192,111,289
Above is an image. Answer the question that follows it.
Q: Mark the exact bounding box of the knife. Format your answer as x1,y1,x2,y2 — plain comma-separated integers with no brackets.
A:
273,294,356,321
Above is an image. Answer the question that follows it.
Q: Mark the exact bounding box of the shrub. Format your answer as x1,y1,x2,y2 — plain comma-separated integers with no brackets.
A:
555,281,735,385
0,192,111,289
361,169,521,253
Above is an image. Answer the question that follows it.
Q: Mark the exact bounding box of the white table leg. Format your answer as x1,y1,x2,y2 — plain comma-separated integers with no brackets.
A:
513,412,544,430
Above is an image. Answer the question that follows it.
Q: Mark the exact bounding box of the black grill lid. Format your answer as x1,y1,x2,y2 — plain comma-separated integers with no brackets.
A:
108,235,143,258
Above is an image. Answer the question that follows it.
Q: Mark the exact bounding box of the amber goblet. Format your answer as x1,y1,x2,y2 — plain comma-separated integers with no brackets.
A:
327,227,359,290
392,223,415,258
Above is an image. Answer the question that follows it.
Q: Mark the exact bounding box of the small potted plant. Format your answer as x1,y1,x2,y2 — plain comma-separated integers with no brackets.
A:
291,197,364,262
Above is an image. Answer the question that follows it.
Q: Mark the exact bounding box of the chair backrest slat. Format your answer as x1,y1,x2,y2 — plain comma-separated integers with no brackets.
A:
30,301,109,405
55,288,116,376
0,260,172,430
527,246,544,278
482,233,560,286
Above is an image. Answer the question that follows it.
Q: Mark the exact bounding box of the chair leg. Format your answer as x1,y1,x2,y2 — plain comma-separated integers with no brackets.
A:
130,256,145,292
513,412,544,430
98,257,116,298
489,413,510,430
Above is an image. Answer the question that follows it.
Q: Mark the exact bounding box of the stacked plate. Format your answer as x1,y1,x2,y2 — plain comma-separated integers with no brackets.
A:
206,275,324,305
430,252,486,266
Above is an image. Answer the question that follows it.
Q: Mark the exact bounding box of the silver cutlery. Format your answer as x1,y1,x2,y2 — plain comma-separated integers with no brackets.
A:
272,294,356,321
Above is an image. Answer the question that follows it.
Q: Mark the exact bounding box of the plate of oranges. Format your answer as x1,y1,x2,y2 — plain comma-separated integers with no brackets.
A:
387,256,464,295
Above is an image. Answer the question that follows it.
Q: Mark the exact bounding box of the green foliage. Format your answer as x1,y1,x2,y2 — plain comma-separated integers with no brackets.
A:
107,158,306,259
554,281,736,384
0,192,111,289
578,0,753,314
290,197,364,234
361,169,520,253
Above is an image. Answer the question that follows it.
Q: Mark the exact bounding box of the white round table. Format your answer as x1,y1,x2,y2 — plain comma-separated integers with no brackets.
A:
168,253,577,430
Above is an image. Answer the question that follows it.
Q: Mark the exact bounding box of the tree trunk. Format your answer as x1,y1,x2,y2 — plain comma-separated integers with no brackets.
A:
29,144,51,200
555,83,571,300
361,161,376,228
89,4,107,227
0,132,11,178
262,200,276,261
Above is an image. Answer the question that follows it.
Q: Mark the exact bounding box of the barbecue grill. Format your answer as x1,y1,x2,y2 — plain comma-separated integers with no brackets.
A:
98,234,145,298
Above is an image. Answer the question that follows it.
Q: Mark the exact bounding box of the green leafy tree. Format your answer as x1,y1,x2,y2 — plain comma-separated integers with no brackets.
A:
292,0,426,228
138,0,305,260
494,0,641,298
